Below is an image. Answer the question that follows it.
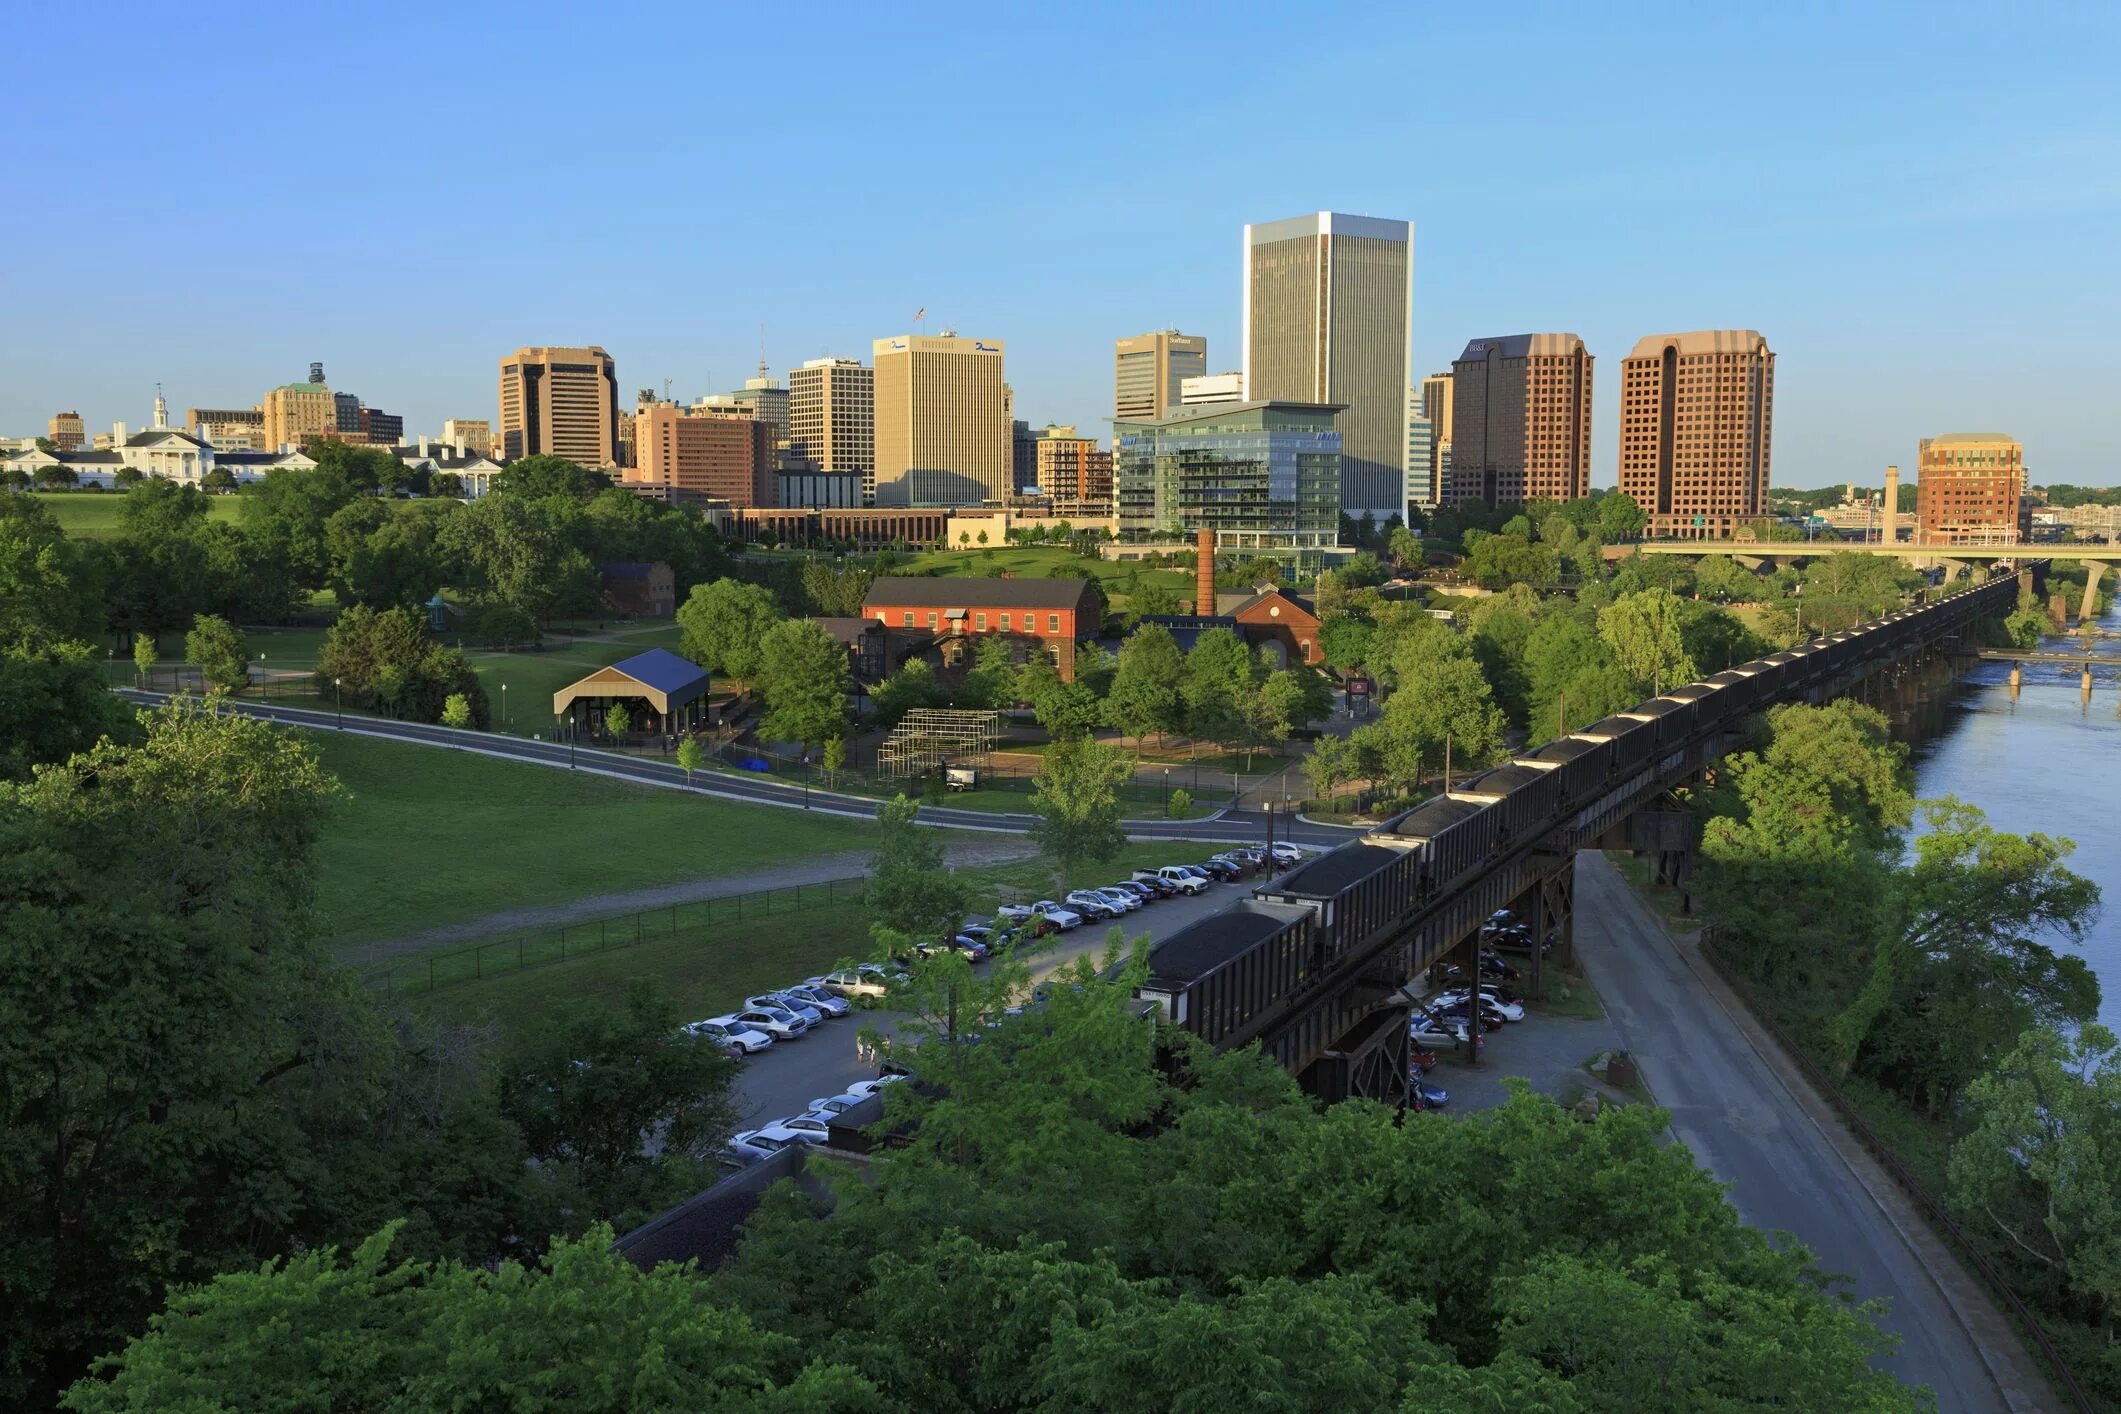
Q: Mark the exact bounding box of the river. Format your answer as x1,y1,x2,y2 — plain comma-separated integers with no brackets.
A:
1903,597,2121,1032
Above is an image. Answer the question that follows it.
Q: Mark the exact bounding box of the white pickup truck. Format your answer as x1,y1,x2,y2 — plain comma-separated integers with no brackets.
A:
996,899,1083,929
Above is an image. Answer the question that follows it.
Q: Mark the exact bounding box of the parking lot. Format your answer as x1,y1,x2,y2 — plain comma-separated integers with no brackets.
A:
728,863,1276,1132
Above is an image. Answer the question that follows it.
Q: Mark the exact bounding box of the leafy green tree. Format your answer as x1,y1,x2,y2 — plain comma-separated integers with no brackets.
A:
676,577,782,680
63,1224,867,1412
873,657,945,726
1033,678,1100,741
2003,591,2051,649
1317,612,1376,671
675,734,704,781
1679,600,1769,674
1596,489,1647,541
1388,524,1422,569
1303,733,1355,799
799,559,874,617
316,605,490,727
486,453,609,503
436,492,599,624
1598,587,1699,691
1013,650,1061,709
868,794,972,938
1258,665,1331,736
199,466,236,491
1374,654,1508,783
1339,551,1387,587
34,463,78,488
1028,735,1132,888
1949,1024,2121,1331
325,498,451,608
238,462,359,590
755,619,848,750
1105,623,1186,745
821,734,846,786
959,633,1018,709
1463,532,1561,589
0,494,106,649
1694,554,1761,602
0,642,140,780
131,631,155,683
1166,787,1192,819
440,692,473,729
183,613,248,694
605,701,632,738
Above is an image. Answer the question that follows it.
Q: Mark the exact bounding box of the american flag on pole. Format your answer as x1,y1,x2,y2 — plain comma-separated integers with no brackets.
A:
914,307,925,322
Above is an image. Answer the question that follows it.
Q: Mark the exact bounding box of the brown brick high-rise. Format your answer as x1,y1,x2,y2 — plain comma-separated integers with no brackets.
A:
499,345,620,467
1917,433,2025,545
1618,330,1774,539
1443,333,1592,506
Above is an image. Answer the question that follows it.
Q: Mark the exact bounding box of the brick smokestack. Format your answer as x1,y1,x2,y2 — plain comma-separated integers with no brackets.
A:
1195,527,1216,615
1881,465,1900,545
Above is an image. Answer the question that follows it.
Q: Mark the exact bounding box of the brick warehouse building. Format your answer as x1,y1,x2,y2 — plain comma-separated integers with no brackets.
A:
861,576,1100,679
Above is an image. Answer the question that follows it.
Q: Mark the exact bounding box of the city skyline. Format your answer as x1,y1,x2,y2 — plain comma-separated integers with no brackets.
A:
5,3,2118,490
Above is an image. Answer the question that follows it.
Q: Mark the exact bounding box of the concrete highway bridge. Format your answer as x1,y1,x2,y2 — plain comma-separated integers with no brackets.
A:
1136,564,2032,1105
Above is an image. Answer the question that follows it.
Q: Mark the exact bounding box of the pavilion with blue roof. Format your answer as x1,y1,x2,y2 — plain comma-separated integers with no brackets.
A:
551,648,712,739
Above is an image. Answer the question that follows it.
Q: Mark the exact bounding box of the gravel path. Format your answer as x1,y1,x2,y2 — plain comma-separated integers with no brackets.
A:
336,836,1036,965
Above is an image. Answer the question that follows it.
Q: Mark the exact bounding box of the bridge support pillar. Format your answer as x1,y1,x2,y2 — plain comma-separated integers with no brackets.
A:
2084,565,2106,624
2010,664,2023,694
2084,665,2095,697
1304,1005,1411,1108
2052,593,2072,628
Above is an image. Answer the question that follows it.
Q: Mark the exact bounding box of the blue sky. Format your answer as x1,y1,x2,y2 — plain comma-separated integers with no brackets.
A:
5,1,2117,488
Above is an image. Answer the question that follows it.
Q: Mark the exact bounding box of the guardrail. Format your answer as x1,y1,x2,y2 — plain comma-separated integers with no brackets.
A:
372,876,866,994
1700,932,2094,1413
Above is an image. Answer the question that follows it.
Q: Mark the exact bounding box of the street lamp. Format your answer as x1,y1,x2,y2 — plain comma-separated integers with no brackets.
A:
568,709,577,768
334,676,343,729
1164,766,1171,816
502,682,509,731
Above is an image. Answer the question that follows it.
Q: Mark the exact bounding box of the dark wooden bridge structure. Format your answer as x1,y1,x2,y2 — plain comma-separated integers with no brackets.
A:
1135,564,2034,1105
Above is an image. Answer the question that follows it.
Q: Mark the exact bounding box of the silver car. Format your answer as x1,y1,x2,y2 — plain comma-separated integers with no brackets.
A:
748,992,823,1026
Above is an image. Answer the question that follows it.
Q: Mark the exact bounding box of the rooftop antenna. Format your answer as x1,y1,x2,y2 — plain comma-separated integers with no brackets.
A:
663,377,672,401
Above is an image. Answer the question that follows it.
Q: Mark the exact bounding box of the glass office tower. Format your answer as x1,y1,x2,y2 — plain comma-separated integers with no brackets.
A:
1113,400,1342,553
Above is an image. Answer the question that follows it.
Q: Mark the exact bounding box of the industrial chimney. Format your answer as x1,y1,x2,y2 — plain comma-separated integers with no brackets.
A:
1882,465,1900,545
1195,527,1216,616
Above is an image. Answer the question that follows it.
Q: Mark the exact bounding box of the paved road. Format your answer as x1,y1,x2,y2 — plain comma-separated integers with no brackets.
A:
1574,852,2009,1413
728,878,1261,1129
119,692,1363,848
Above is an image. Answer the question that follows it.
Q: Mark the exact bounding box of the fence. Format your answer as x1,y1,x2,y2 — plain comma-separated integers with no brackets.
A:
712,739,1252,808
1699,931,2095,1413
374,876,866,995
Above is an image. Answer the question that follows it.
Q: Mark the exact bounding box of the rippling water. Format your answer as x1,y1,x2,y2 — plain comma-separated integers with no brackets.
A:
1903,600,2121,1031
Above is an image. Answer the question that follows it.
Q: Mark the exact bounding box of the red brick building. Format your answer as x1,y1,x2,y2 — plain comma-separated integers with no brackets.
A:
1917,433,2026,545
862,576,1099,679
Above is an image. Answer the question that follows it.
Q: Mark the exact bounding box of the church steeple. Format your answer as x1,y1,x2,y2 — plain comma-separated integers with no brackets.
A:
153,383,169,430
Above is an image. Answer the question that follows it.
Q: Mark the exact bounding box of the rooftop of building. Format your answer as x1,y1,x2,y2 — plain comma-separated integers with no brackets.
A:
1924,432,2019,446
1625,330,1769,359
1456,333,1586,362
1245,211,1413,245
270,382,332,395
864,575,1097,611
1115,398,1346,429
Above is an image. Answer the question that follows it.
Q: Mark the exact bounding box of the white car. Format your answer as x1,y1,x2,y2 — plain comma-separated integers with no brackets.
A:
748,992,823,1026
1434,988,1525,1022
774,1114,836,1145
817,969,889,999
733,1006,808,1040
1268,843,1307,866
1408,1011,1471,1049
684,1016,773,1053
721,1128,796,1163
998,900,1083,929
807,1090,873,1119
778,985,850,1018
1065,890,1122,920
1092,886,1142,912
845,1076,904,1100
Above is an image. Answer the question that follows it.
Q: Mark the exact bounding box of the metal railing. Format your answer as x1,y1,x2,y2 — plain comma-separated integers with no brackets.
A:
1699,932,2095,1413
372,876,866,994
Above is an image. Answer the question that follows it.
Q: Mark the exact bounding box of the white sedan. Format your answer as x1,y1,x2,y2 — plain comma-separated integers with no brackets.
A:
733,1007,808,1040
808,1090,872,1119
1434,988,1525,1022
747,992,823,1026
721,1128,796,1163
846,1076,904,1100
778,985,851,1018
774,1114,836,1145
684,1016,773,1053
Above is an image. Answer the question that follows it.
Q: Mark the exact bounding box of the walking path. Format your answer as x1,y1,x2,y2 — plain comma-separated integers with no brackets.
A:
1574,851,2051,1413
337,836,1036,965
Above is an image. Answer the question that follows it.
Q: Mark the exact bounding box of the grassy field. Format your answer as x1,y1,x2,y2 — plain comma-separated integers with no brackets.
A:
32,489,244,537
400,839,1227,1042
304,730,878,947
892,546,1193,609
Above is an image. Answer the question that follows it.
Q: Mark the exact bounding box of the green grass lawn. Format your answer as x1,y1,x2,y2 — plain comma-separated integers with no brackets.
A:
458,645,647,732
32,489,244,537
304,729,877,947
891,546,1193,607
400,839,1226,1042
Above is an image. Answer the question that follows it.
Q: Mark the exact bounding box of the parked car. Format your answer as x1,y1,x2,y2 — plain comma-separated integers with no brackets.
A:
1065,890,1122,921
1429,1000,1506,1033
1154,866,1208,895
1435,987,1525,1022
777,984,850,1018
1090,886,1141,912
998,900,1083,929
1130,871,1179,898
775,1114,836,1145
816,969,889,999
949,932,992,961
808,1090,871,1119
1415,1082,1449,1107
1267,842,1307,866
1408,1045,1438,1072
1408,1012,1469,1049
748,993,823,1027
733,1006,809,1040
1198,857,1242,880
1108,880,1156,905
958,924,994,944
846,1076,904,1100
721,1129,795,1163
684,1016,773,1054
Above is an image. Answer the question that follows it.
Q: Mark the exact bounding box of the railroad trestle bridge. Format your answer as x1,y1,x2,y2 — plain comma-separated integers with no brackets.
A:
1135,563,2035,1105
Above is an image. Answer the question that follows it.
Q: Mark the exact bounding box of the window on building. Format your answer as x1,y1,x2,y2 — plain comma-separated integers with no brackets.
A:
999,612,1011,631
1047,613,1060,633
975,612,987,631
901,611,913,627
927,612,939,629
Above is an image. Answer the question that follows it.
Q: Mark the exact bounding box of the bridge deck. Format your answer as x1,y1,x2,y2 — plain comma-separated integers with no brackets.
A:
1973,650,2121,665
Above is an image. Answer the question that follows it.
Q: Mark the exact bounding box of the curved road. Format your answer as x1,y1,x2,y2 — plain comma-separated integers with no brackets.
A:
117,692,1366,848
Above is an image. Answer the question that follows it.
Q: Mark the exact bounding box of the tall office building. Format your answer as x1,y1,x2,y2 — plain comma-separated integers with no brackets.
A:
1011,418,1038,493
871,333,1008,507
1618,330,1774,539
1033,426,1114,508
1444,334,1593,507
499,345,620,466
186,406,264,451
626,402,776,506
787,358,875,500
262,378,337,452
1419,371,1453,510
1243,211,1413,522
1114,330,1207,421
1405,392,1434,511
1180,372,1245,407
695,363,791,454
47,411,84,451
1114,400,1343,552
441,418,492,455
1917,433,2026,544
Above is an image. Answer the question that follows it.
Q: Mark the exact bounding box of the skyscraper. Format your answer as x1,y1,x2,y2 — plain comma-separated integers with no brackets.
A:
1444,334,1593,507
1114,330,1207,421
262,377,336,452
625,402,776,506
441,418,492,455
47,411,84,451
871,334,1008,507
1618,330,1774,539
1419,371,1452,511
1242,212,1413,522
1405,391,1434,511
787,358,875,500
498,345,620,466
